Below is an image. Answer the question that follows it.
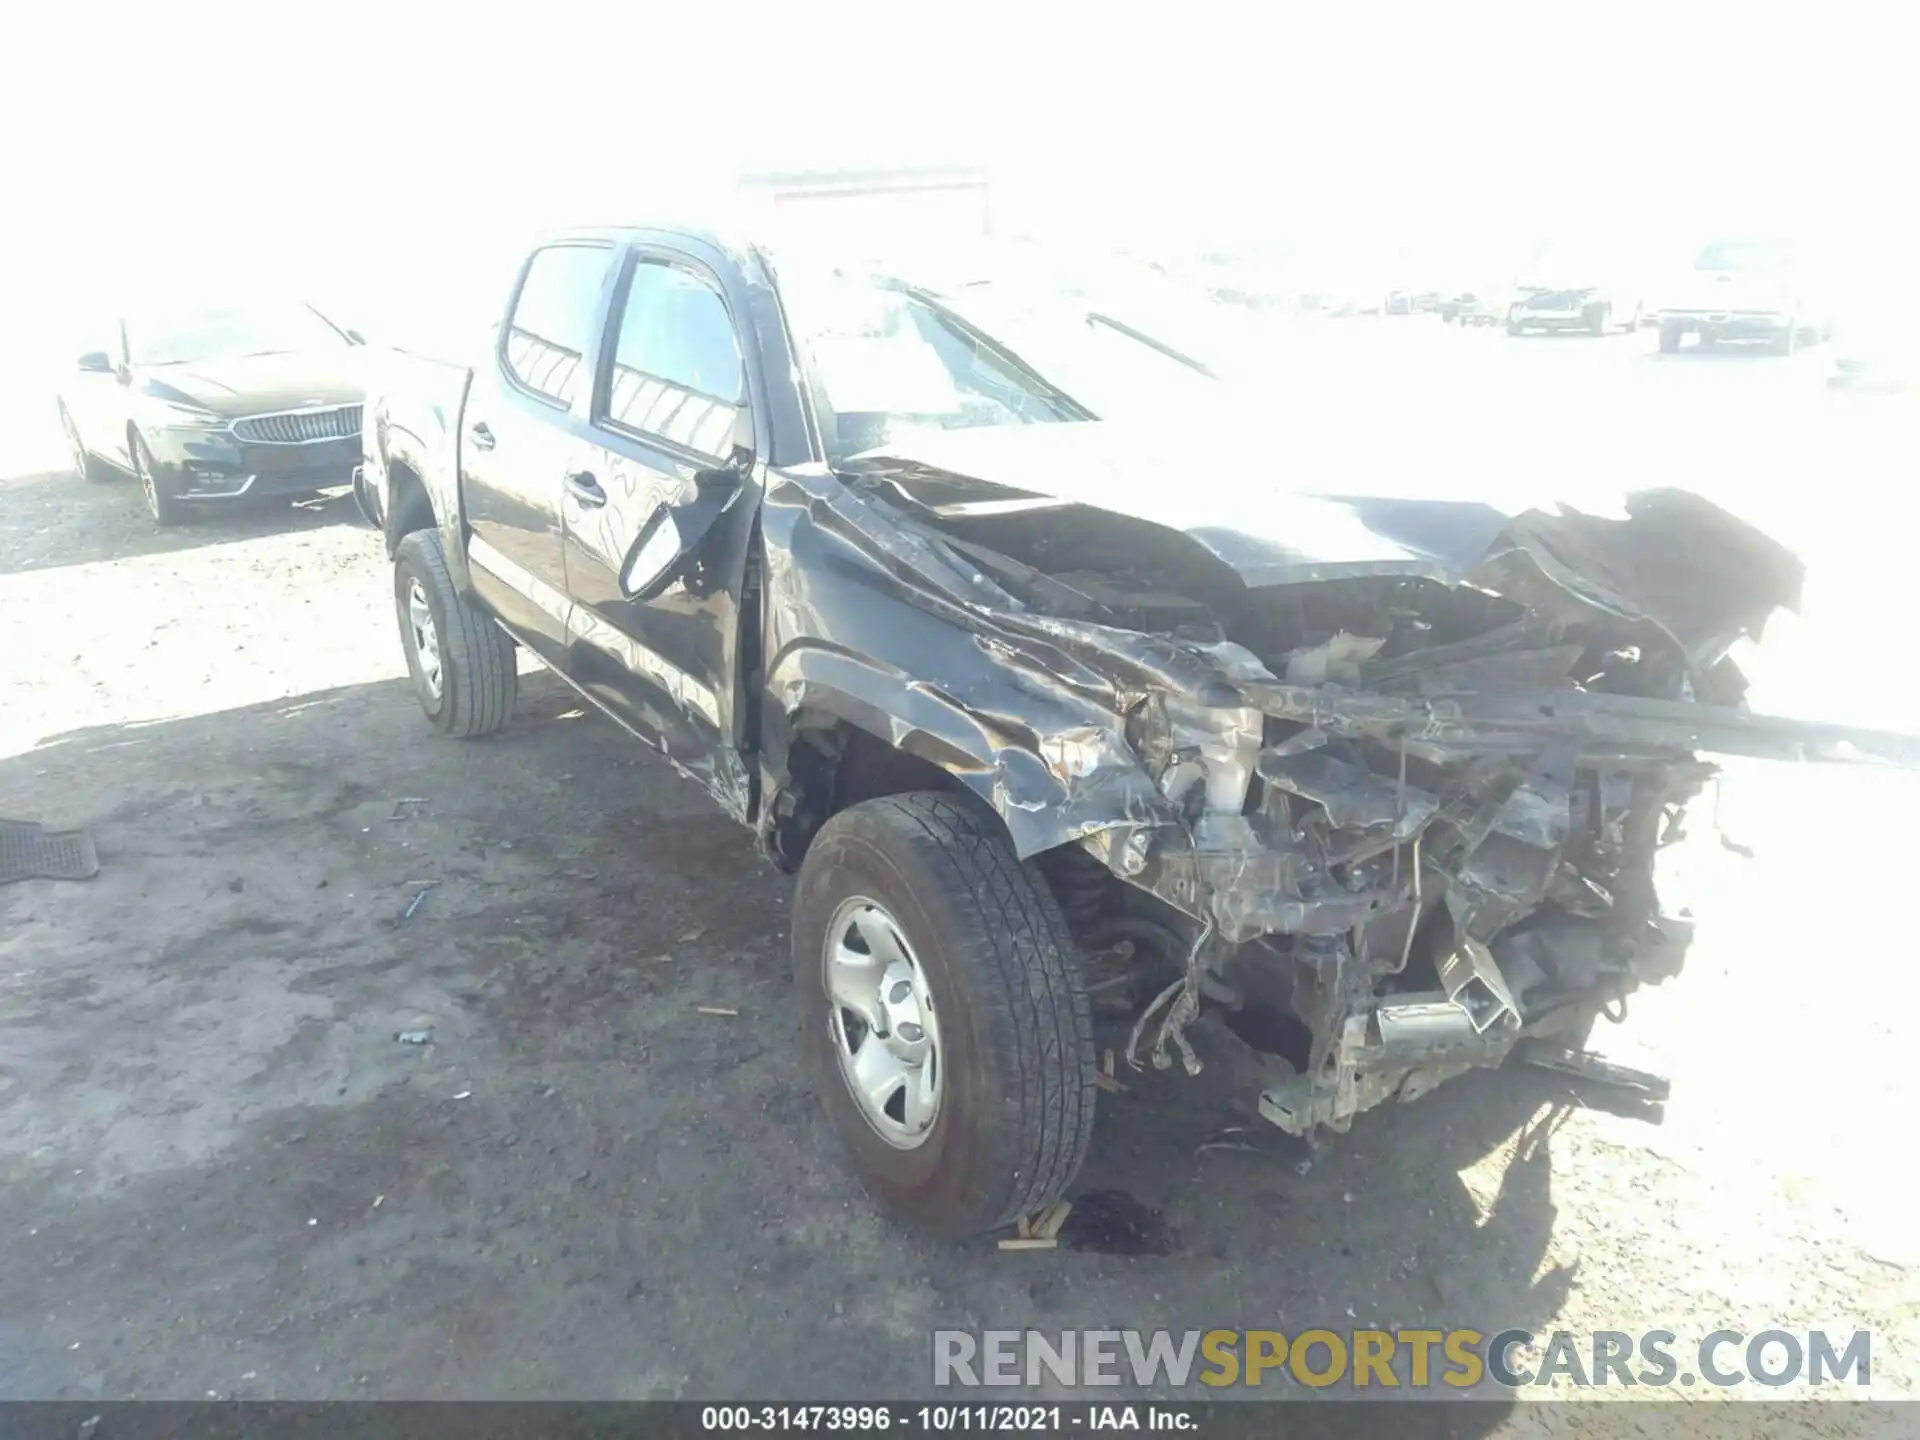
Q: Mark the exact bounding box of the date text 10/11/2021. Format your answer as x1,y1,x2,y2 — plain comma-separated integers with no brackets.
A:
700,1406,1195,1432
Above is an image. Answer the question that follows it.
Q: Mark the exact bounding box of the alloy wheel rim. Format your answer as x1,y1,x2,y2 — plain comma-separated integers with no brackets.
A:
823,896,943,1150
62,411,86,478
407,578,444,702
136,445,158,514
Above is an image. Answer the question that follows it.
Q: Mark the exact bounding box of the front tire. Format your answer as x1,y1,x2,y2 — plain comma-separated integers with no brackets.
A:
1587,303,1611,337
393,529,517,737
131,432,185,525
792,792,1097,1238
1658,321,1684,354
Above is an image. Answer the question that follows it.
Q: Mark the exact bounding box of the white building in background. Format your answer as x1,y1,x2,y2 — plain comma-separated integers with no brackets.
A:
736,166,995,246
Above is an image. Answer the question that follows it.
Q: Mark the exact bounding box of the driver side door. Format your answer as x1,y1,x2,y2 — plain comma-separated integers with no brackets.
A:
560,241,764,817
65,319,134,469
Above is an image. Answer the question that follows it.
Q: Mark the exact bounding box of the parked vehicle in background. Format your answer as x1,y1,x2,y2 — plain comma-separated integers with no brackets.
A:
1500,240,1646,336
57,299,366,525
1656,240,1834,356
360,220,1920,1241
1441,290,1509,326
1506,277,1644,335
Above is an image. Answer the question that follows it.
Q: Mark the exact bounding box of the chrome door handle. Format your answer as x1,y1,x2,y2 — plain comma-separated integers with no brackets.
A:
564,469,606,507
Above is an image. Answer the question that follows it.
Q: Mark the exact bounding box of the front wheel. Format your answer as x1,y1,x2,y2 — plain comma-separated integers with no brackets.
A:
1658,321,1684,354
792,792,1097,1238
393,529,517,737
1587,303,1611,336
131,432,185,525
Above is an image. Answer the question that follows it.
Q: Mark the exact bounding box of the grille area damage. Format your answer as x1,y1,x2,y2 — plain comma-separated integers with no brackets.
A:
795,420,1920,1141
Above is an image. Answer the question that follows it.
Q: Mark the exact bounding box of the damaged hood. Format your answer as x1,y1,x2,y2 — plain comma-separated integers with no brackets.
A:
847,418,1805,638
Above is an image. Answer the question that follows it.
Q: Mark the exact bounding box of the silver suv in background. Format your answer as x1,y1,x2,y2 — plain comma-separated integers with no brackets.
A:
1656,240,1834,355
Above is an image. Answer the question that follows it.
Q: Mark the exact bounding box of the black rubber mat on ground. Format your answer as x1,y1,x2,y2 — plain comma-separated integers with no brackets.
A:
0,819,100,884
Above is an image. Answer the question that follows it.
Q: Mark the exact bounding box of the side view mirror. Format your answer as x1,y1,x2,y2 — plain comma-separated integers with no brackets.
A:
619,460,749,601
77,351,113,373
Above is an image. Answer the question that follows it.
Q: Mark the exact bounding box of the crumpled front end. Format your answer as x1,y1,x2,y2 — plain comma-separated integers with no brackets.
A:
766,447,1920,1140
987,490,1918,1137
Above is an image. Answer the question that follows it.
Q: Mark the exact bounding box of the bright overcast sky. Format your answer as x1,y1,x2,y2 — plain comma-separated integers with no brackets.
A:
1,0,1909,350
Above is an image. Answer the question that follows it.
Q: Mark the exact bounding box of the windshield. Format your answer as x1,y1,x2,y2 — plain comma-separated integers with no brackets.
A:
1693,241,1790,272
126,302,348,366
773,263,1221,463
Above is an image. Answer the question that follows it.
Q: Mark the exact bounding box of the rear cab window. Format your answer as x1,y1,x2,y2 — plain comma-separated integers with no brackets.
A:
501,244,613,406
595,253,749,458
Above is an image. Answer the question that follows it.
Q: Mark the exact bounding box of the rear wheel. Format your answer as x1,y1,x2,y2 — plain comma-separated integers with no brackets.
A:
1771,324,1799,357
393,529,517,737
60,405,110,483
792,792,1097,1238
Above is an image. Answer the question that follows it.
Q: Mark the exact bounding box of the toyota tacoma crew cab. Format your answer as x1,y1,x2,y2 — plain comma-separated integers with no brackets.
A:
356,224,1920,1238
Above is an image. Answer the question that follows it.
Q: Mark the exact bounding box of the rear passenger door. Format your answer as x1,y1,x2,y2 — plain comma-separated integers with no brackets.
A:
460,240,616,662
561,241,762,814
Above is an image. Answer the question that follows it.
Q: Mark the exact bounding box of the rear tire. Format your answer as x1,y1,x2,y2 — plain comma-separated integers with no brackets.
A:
393,529,517,737
792,792,1097,1238
60,405,111,483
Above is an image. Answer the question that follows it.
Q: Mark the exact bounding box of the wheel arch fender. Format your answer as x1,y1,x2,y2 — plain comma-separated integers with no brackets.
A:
761,643,1164,866
377,369,477,595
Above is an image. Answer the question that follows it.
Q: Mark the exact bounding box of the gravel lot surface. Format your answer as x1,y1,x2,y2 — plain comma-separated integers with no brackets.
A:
4,319,1918,1431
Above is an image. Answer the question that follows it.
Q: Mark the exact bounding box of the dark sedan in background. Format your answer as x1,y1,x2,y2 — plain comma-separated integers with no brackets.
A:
56,299,366,524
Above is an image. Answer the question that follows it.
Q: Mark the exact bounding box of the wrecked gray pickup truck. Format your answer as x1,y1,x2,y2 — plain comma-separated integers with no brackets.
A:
359,226,1920,1238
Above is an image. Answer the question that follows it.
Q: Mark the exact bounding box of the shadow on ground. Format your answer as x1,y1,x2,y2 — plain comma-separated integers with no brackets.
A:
0,466,362,575
0,677,1606,1416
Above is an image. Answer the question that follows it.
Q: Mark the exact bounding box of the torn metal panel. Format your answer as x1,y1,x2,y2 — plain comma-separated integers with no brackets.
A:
1233,679,1920,769
844,423,1806,640
1376,643,1588,697
1256,749,1440,837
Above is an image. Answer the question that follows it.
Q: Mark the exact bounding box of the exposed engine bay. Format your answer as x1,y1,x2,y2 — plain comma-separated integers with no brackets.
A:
820,421,1920,1140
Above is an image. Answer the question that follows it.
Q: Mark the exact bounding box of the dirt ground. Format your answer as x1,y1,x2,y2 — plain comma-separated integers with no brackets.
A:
4,324,1920,1425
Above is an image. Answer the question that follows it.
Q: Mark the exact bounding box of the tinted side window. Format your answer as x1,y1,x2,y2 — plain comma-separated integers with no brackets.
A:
502,244,611,405
602,258,746,456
